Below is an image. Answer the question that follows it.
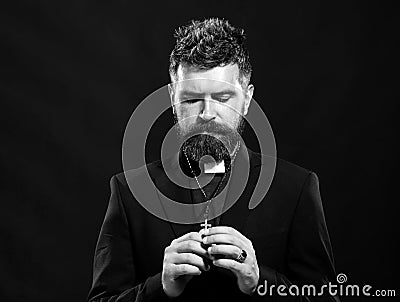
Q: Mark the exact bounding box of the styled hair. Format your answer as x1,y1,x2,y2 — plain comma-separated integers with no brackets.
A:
169,18,252,85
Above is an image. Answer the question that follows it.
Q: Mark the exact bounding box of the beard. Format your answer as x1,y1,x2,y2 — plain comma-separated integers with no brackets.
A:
175,115,245,164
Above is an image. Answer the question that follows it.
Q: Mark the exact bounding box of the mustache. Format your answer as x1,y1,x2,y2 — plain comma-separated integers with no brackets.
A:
182,120,234,138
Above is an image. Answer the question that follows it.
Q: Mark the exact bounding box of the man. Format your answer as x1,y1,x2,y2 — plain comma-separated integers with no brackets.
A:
87,18,339,301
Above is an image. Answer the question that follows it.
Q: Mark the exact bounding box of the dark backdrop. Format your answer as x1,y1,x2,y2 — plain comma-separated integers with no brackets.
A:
0,1,398,301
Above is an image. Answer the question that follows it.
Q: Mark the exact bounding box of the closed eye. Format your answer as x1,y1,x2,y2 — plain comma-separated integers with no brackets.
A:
181,97,231,104
182,98,202,104
216,97,230,103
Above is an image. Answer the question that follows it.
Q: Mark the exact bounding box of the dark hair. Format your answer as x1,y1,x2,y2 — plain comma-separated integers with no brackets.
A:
169,18,252,85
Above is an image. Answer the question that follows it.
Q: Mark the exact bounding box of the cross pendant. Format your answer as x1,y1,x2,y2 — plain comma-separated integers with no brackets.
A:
200,218,212,232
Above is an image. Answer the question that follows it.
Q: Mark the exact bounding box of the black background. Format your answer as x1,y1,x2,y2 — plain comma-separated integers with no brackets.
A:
0,1,398,301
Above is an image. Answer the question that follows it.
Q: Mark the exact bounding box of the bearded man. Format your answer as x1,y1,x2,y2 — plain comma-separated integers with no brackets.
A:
87,18,339,302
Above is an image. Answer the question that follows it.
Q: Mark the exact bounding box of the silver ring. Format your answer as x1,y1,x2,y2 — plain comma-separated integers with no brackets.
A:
236,249,247,263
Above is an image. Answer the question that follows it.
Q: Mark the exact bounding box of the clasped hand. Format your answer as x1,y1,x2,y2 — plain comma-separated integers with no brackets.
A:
162,226,259,298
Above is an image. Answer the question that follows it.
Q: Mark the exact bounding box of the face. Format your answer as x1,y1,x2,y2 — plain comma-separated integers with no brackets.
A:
169,64,254,163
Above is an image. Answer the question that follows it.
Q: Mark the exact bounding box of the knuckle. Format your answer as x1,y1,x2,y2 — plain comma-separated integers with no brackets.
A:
183,253,192,262
167,244,178,254
163,254,169,263
244,269,253,278
179,265,188,274
209,245,216,253
188,241,196,250
163,264,172,275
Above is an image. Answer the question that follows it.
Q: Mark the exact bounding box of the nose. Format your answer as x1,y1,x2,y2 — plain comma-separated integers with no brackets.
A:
199,98,216,121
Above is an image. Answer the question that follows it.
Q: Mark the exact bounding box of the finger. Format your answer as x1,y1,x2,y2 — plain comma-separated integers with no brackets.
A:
172,264,202,277
174,240,208,257
207,244,242,259
212,258,243,274
199,228,208,237
203,234,244,248
171,253,209,271
172,232,203,244
207,226,239,236
207,226,250,243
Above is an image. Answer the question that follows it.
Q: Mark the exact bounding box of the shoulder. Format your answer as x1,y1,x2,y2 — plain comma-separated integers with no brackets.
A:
249,149,313,187
112,159,164,188
247,150,319,209
248,151,322,222
276,157,313,185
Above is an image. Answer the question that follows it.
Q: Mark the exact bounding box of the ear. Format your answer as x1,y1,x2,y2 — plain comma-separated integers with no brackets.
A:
168,83,176,115
243,84,254,116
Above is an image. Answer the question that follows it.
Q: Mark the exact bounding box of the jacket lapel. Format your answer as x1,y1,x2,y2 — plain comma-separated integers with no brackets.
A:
218,148,261,233
151,154,198,238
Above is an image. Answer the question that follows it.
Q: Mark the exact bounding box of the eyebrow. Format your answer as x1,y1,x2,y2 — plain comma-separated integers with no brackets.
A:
178,89,238,99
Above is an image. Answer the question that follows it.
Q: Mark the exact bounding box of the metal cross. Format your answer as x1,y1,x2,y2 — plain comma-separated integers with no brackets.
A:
200,218,212,232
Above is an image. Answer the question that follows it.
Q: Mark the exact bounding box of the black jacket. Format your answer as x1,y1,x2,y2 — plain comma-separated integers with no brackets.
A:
87,149,339,301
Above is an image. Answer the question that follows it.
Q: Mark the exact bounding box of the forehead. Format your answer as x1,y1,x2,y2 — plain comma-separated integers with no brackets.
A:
174,64,242,94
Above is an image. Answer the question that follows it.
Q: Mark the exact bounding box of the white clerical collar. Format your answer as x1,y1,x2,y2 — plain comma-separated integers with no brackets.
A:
202,142,241,174
203,161,225,174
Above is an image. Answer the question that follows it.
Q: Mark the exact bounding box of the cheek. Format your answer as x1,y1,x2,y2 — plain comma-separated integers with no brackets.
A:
218,103,243,123
176,104,202,122
176,107,197,126
175,105,187,120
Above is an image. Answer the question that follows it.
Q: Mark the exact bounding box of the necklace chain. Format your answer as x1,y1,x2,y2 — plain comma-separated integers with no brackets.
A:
183,141,241,223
